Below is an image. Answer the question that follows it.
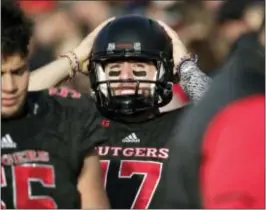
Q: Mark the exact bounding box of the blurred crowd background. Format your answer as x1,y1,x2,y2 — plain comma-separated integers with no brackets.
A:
19,0,265,80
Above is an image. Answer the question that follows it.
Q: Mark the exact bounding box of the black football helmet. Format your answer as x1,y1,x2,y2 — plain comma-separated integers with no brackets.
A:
89,15,176,119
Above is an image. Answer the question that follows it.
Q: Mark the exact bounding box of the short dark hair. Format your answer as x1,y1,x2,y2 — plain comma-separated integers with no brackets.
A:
1,0,33,58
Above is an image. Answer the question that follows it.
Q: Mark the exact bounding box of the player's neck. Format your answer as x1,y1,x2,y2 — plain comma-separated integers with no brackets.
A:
106,109,159,123
120,114,156,123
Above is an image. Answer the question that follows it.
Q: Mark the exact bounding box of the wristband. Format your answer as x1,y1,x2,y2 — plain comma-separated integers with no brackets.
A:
59,51,80,77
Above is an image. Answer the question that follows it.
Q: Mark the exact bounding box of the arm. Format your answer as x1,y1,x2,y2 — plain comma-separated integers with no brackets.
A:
29,57,70,91
157,20,212,102
29,17,115,91
159,60,212,113
200,96,264,208
179,59,212,102
78,151,110,209
76,100,110,209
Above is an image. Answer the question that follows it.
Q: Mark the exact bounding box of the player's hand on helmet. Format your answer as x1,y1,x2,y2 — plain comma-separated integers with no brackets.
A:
157,20,189,72
157,20,212,102
73,17,115,73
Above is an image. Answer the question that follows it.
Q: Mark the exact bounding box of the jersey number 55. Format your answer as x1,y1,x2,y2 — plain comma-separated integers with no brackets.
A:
1,165,57,209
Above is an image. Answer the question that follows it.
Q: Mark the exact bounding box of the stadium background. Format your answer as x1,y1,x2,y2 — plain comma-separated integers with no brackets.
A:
19,0,265,93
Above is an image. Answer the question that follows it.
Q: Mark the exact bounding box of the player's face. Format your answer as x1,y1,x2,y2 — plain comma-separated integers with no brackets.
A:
1,54,29,118
104,60,157,96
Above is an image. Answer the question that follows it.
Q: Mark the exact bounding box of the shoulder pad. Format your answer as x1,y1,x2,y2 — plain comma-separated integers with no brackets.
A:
47,87,93,108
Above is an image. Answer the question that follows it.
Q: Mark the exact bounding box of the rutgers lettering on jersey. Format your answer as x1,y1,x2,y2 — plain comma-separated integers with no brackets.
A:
96,146,169,209
1,150,57,209
97,146,169,159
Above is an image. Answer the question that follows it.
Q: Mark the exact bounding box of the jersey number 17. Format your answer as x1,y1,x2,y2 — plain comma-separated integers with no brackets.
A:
101,160,162,209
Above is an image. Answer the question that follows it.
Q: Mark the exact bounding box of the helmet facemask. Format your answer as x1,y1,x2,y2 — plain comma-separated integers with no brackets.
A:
89,51,174,119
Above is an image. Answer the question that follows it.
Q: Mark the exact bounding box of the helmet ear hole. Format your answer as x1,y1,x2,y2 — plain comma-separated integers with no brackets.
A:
163,84,173,104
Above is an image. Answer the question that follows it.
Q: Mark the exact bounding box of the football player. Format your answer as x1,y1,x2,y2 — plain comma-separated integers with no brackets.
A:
1,1,109,208
88,16,187,208
28,16,211,208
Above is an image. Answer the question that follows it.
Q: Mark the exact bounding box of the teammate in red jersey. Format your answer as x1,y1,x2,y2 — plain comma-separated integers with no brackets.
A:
159,19,265,209
1,1,109,208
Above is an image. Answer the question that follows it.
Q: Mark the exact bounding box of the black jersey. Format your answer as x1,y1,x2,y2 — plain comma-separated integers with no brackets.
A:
1,87,107,209
95,107,187,209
